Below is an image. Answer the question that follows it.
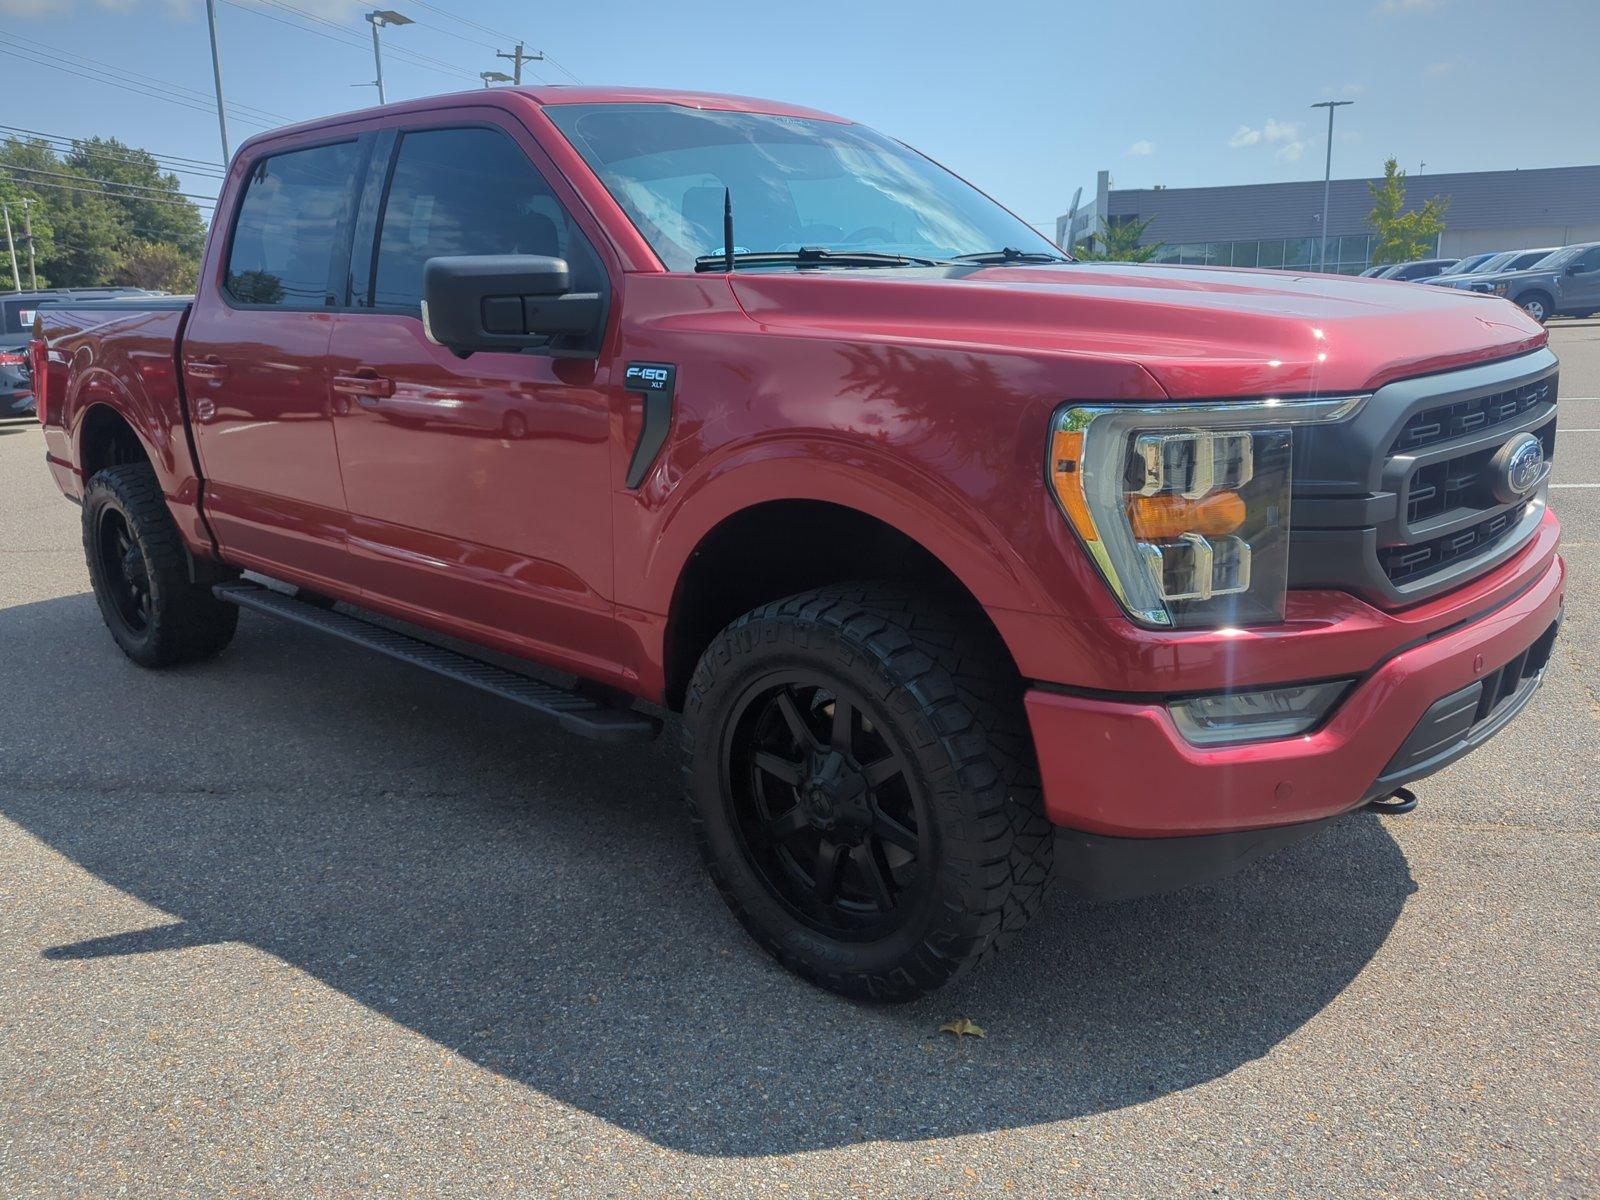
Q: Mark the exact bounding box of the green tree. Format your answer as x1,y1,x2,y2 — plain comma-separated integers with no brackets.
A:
113,241,198,292
0,134,207,288
1072,215,1164,262
1366,157,1450,265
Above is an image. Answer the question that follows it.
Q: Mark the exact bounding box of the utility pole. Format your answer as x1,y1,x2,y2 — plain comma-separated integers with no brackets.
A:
20,198,36,289
1311,99,1354,273
205,0,231,162
495,41,542,84
365,10,414,105
1,203,20,292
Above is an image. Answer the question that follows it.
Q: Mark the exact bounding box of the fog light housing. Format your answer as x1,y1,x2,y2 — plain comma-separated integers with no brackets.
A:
1168,679,1353,746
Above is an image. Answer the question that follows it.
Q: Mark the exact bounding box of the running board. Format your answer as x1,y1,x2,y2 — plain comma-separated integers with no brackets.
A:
213,581,660,743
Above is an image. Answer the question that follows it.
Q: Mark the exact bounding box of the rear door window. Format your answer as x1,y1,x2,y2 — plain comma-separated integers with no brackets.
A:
366,126,602,313
225,140,362,307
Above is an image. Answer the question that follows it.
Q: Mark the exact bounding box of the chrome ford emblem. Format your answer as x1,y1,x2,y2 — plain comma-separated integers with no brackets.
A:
1488,433,1547,504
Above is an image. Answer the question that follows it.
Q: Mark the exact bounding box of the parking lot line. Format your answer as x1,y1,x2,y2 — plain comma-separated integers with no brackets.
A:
1552,483,1600,489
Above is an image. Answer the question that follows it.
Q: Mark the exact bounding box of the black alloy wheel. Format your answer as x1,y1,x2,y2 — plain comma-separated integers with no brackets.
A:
93,505,154,637
722,673,928,938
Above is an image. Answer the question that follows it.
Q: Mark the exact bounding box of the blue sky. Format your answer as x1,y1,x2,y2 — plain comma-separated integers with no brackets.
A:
3,0,1596,237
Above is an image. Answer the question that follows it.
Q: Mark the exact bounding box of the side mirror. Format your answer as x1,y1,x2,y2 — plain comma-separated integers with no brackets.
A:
1566,261,1588,275
422,254,604,358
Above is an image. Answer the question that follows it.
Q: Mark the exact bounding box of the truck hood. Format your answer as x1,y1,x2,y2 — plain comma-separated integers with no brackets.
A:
728,262,1547,399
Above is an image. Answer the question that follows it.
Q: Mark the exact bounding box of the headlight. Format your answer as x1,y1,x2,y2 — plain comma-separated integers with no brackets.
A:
1492,282,1509,295
1048,396,1366,627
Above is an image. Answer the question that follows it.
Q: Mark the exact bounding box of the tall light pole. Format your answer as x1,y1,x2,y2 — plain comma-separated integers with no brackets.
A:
365,9,413,104
1312,99,1353,273
480,70,513,88
205,0,230,162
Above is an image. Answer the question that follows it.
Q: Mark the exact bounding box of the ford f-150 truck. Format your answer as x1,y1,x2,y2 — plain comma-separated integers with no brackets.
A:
33,87,1563,1001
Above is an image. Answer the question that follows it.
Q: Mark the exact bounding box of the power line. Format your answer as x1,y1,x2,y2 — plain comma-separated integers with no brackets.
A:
0,45,279,131
0,125,227,177
0,174,216,211
0,31,290,125
404,0,581,82
225,0,482,84
1,164,218,204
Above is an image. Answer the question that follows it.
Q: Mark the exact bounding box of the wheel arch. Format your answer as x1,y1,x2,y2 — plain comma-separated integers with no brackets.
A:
661,497,1024,710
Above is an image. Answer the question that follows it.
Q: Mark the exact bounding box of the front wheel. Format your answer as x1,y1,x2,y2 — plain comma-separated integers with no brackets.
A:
1519,291,1553,323
682,584,1053,1001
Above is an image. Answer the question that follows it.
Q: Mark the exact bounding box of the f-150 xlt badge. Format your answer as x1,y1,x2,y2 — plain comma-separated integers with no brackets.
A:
624,362,676,487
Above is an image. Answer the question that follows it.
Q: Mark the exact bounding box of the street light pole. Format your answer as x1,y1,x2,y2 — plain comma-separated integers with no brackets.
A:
1311,99,1353,273
205,0,230,162
365,10,414,105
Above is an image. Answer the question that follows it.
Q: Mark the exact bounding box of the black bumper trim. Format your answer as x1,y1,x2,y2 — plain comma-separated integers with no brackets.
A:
1055,815,1340,902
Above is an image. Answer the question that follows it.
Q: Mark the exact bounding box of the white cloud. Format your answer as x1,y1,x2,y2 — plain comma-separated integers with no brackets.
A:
1372,0,1447,16
1321,83,1367,98
1425,57,1467,77
1123,139,1155,158
1230,118,1308,164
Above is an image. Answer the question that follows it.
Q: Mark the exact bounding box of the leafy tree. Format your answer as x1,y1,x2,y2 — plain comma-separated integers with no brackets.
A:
1366,158,1450,265
0,133,207,288
113,241,198,292
1072,215,1164,262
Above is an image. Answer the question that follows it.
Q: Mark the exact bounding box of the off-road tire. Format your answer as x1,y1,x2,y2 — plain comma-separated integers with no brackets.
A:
82,462,238,667
682,583,1053,1001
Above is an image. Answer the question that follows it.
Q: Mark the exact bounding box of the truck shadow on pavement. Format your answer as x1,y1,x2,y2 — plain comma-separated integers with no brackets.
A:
0,595,1417,1157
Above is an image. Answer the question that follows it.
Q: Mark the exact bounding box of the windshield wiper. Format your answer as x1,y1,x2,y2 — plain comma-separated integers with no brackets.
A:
693,247,948,272
950,247,1071,265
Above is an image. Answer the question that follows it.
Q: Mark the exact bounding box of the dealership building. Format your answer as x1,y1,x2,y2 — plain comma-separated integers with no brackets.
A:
1057,164,1600,274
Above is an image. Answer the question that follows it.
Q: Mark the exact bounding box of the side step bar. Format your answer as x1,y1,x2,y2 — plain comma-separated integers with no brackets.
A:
213,581,660,743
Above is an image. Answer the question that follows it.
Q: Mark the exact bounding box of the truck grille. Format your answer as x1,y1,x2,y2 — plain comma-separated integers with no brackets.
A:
1290,348,1557,606
1389,376,1554,454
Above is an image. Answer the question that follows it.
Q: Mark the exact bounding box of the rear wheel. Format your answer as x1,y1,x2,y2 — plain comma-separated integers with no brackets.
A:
1519,291,1553,323
83,462,238,667
682,583,1053,1001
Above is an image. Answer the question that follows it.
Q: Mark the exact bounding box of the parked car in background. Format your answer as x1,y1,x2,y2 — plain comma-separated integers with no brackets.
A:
1468,242,1600,321
1358,264,1390,277
1419,250,1503,284
1374,258,1459,281
1,288,166,418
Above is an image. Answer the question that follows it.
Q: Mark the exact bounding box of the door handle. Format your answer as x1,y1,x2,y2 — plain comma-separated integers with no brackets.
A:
331,371,396,400
187,358,228,381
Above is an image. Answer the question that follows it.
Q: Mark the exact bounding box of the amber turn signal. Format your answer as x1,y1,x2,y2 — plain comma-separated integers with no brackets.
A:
1049,427,1100,542
1125,491,1247,541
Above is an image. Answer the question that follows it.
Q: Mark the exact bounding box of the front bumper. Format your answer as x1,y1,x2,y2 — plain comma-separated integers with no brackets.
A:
1025,548,1565,842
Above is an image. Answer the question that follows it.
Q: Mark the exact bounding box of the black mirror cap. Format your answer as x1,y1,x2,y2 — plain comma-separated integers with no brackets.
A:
421,254,603,358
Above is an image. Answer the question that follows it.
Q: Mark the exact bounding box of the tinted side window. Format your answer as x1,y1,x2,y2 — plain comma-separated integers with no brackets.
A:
226,141,361,307
369,127,602,312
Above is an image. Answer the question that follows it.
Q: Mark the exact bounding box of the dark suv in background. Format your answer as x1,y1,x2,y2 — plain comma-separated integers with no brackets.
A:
1,288,165,417
1467,242,1600,322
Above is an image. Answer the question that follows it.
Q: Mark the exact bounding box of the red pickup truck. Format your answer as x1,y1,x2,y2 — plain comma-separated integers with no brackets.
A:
33,87,1563,1000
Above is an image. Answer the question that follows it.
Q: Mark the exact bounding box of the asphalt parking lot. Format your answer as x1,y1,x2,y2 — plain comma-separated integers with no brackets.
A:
1,322,1596,1199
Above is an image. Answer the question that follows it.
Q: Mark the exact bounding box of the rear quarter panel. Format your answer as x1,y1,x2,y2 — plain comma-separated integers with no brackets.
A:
37,304,211,553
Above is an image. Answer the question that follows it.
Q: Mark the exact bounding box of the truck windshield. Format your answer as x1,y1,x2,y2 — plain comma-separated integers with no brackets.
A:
544,103,1063,272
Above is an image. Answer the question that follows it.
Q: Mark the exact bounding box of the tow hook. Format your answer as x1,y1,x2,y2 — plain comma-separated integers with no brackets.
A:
1367,786,1418,814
